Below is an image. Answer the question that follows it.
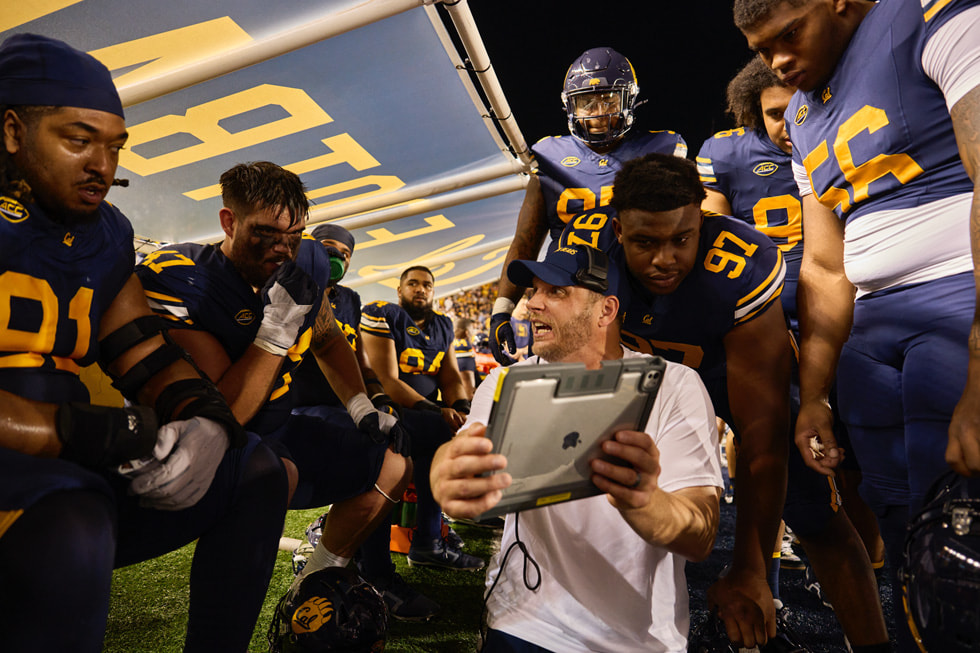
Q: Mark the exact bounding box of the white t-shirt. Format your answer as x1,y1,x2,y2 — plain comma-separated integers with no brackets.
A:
469,348,722,653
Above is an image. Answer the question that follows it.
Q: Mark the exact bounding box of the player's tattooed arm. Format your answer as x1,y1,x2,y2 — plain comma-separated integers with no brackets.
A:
310,297,367,405
497,175,548,304
947,85,980,476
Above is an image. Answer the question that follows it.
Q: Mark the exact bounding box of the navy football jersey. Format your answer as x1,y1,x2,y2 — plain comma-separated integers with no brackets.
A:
617,213,785,420
136,236,331,433
533,130,688,249
785,0,979,295
787,0,975,223
453,336,476,374
0,197,135,403
511,318,531,349
697,128,801,326
360,301,454,401
291,284,362,407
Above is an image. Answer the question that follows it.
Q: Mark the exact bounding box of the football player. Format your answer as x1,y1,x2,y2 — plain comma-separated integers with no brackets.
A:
736,1,980,650
361,266,485,571
698,56,888,645
489,47,687,365
0,35,287,652
289,223,445,621
697,57,801,333
609,153,888,651
453,317,477,398
135,162,412,603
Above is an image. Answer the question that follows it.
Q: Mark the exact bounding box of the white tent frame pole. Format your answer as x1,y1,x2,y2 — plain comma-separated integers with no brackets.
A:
312,167,528,228
116,0,427,106
330,174,526,230
439,0,532,168
346,236,511,289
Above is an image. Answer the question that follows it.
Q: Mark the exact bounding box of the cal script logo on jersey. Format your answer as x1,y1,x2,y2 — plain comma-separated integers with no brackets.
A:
0,197,28,223
795,105,808,125
753,162,779,177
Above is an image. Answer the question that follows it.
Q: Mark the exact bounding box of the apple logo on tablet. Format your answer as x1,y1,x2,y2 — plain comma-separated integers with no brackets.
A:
562,432,581,450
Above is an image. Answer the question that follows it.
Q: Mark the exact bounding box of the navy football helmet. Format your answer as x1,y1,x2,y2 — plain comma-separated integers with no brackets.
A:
561,47,641,147
901,471,980,653
268,567,388,652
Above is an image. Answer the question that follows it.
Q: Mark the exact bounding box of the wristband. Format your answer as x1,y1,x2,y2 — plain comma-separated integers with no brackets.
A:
346,392,374,424
451,399,471,414
493,297,516,315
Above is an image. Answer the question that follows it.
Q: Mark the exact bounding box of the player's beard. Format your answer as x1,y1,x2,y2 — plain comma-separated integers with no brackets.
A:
401,299,432,322
14,145,104,225
228,235,282,289
533,301,597,363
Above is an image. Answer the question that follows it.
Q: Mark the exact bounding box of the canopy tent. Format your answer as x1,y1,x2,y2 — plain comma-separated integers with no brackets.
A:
2,0,531,304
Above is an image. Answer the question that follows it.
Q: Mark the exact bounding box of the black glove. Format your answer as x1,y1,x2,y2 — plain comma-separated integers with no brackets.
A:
371,393,403,419
489,312,518,366
56,402,158,468
356,411,411,457
451,398,471,415
348,393,411,457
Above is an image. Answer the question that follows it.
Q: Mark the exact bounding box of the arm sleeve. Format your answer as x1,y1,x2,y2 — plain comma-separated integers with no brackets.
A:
792,160,813,197
359,302,394,339
921,4,980,111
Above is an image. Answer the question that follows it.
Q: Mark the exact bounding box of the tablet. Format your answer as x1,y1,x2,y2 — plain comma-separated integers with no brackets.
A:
478,356,666,519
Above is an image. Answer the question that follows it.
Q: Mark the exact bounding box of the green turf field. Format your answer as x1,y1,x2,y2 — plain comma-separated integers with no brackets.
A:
104,507,498,652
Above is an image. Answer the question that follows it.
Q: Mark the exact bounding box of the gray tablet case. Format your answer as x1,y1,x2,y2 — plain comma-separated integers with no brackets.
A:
478,356,666,519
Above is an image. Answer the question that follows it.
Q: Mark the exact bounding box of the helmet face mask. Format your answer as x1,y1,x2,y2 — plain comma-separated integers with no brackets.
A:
561,47,640,148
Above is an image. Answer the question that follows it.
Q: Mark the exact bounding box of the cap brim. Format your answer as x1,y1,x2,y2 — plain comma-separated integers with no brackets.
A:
507,259,575,290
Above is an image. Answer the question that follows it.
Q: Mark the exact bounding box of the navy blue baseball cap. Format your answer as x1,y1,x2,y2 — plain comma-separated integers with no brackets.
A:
508,245,621,297
0,33,124,118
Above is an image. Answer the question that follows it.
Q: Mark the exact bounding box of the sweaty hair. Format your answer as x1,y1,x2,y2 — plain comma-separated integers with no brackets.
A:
733,0,810,30
399,265,434,284
219,161,309,227
610,153,706,214
726,57,789,131
0,105,57,200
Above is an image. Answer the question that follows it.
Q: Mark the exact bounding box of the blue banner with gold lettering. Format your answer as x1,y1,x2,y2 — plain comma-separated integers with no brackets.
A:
2,0,523,304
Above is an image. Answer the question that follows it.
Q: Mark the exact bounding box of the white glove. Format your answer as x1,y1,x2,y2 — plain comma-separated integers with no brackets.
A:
127,417,230,511
254,261,319,356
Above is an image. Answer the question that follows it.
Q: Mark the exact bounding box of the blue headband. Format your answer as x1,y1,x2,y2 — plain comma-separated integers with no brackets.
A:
0,33,124,118
311,223,355,252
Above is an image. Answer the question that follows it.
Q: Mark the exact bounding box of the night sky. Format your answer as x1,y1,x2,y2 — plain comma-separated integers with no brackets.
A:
467,1,754,156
